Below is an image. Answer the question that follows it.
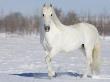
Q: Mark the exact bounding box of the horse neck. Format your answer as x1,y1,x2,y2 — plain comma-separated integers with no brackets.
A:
50,20,60,33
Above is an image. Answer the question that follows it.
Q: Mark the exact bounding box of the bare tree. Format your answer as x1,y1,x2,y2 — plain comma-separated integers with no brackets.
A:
62,11,79,25
54,8,79,25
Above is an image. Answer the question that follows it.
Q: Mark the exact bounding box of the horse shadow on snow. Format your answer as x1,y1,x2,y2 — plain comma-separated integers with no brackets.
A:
11,72,83,79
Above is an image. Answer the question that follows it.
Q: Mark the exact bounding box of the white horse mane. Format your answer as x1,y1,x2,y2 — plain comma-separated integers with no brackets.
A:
51,7,65,30
51,8,62,25
51,6,76,31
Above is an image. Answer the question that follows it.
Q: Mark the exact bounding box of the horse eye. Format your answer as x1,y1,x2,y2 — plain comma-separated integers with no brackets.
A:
51,14,52,16
43,14,44,17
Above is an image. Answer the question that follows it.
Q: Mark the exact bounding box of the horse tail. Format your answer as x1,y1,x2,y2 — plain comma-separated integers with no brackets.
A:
91,38,101,74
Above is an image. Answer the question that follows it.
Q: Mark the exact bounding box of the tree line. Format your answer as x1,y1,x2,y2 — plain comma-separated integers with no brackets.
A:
0,7,110,35
0,12,40,34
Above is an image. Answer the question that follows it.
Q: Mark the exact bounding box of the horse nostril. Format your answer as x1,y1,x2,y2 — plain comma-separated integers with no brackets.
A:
48,26,50,30
44,26,50,32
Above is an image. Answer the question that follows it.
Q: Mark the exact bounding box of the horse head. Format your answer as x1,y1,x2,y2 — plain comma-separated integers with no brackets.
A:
42,4,54,32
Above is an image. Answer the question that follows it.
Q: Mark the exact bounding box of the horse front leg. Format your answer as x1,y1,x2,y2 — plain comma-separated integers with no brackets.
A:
45,49,57,78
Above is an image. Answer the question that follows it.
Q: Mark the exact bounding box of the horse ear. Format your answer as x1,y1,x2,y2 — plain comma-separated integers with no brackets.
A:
50,4,52,7
43,4,45,7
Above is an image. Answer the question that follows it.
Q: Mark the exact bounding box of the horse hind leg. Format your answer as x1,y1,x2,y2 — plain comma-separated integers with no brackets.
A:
91,42,101,75
83,46,93,78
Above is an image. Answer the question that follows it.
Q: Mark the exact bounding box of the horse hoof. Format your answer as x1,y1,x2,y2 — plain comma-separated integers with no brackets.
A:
48,73,57,79
81,74,92,78
87,75,92,78
53,72,57,77
48,71,56,78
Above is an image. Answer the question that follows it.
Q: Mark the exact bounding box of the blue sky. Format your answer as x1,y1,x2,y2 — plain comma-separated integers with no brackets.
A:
0,0,110,16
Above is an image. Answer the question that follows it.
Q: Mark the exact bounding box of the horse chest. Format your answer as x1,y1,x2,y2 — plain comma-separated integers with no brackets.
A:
45,31,60,48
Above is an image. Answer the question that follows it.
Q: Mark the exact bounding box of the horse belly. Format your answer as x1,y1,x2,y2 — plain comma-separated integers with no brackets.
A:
63,42,82,52
61,35,83,52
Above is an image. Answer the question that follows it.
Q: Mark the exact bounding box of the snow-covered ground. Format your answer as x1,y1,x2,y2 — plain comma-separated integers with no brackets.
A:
0,33,110,82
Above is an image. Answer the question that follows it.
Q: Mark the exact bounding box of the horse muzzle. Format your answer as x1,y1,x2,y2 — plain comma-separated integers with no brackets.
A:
44,25,50,32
